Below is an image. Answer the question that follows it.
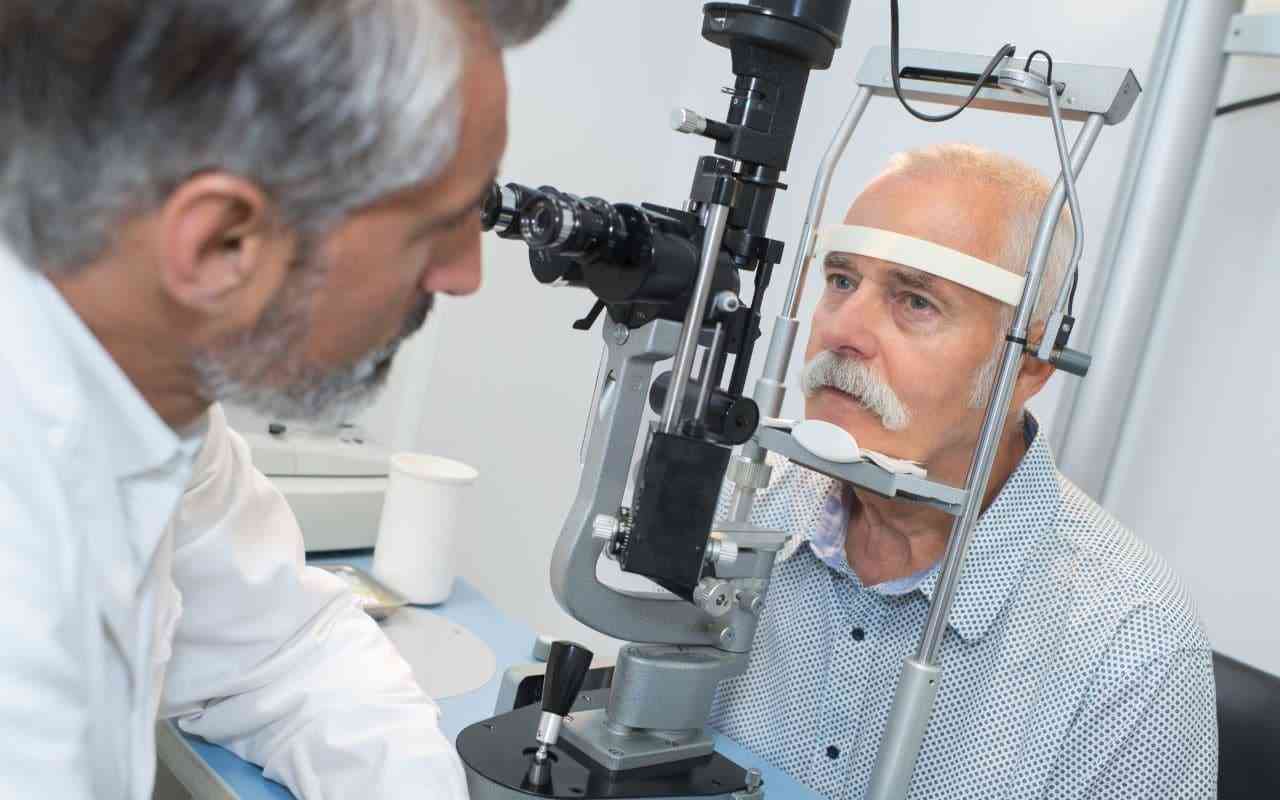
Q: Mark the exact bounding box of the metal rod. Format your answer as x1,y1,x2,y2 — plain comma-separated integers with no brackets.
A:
917,112,1105,666
660,203,731,434
727,88,872,522
1049,85,1086,319
1052,0,1243,496
694,323,725,426
781,87,873,325
866,113,1106,800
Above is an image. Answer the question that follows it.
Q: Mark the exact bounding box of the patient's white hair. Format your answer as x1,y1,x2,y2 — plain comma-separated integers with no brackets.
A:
880,144,1075,408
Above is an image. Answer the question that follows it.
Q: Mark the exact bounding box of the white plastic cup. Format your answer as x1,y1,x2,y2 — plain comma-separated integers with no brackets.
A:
371,453,479,605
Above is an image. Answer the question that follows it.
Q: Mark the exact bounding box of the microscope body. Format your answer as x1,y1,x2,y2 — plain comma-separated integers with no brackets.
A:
457,2,852,798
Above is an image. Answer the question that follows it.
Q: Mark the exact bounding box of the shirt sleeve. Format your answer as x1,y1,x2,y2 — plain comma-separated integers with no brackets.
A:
159,405,468,800
1046,614,1218,799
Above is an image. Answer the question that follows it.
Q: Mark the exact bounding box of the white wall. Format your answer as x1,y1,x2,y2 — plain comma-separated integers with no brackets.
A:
344,1,1170,659
1098,0,1280,674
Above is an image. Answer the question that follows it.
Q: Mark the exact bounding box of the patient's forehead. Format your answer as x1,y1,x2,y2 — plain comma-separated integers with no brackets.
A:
844,171,1010,270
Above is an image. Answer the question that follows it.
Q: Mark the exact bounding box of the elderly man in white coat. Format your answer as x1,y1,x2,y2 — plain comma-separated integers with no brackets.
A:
0,1,565,798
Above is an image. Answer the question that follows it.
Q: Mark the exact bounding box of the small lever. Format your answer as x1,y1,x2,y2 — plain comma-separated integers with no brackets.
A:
532,641,594,766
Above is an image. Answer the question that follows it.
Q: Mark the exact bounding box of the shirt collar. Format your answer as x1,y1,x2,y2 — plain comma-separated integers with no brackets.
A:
13,247,188,480
781,415,1060,643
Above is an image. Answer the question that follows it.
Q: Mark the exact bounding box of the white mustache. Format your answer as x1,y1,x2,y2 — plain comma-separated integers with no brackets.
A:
800,350,911,431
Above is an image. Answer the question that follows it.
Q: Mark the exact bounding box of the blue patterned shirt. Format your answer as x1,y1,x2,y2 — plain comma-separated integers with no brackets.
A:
710,419,1217,799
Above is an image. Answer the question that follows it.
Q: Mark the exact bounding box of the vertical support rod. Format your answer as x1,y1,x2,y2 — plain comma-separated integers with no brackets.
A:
729,87,872,522
919,113,1104,664
660,203,731,434
1051,0,1243,498
865,113,1105,800
694,323,726,425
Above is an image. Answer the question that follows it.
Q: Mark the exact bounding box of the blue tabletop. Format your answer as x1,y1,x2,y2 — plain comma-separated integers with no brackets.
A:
173,553,815,799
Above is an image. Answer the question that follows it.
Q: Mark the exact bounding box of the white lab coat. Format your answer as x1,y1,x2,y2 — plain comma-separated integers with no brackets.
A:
0,243,469,799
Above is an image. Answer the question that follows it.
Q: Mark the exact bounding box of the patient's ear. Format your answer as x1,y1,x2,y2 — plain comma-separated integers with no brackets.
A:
1013,322,1056,404
156,172,298,337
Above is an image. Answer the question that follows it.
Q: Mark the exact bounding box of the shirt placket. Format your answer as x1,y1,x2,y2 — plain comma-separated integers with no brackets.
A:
810,569,877,800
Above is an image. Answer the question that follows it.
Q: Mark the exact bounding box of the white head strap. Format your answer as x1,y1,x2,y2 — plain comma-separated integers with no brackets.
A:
814,224,1025,306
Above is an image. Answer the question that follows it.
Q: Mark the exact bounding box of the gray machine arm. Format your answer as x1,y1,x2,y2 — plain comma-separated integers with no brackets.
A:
548,319,720,646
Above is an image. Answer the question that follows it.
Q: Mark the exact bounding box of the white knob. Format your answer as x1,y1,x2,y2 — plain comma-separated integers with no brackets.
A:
592,514,619,541
707,538,739,567
593,514,621,561
671,107,708,135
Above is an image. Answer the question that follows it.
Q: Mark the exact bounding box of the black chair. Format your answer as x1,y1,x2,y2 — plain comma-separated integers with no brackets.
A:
1213,651,1280,799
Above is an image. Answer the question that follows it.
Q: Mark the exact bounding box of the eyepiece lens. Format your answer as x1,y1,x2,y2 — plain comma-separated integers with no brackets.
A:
523,197,562,248
480,183,502,231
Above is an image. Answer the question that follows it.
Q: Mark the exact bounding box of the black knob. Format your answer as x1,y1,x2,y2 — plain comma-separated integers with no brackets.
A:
542,641,593,717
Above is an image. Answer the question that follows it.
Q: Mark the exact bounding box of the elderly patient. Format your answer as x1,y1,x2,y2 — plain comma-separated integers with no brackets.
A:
709,144,1217,799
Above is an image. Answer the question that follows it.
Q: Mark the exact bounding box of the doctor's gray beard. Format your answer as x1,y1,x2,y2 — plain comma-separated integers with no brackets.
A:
191,251,433,425
800,350,911,431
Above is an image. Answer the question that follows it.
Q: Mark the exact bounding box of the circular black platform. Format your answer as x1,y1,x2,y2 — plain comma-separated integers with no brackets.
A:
458,705,749,799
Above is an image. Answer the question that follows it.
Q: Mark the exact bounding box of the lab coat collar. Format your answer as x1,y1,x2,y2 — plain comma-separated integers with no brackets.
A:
779,415,1060,643
13,249,191,481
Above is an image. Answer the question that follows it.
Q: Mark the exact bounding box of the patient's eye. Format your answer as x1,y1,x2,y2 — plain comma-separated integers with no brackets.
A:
906,293,933,311
826,273,855,292
898,291,939,321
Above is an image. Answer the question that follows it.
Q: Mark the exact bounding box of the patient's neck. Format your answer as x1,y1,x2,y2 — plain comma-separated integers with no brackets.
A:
844,418,1027,586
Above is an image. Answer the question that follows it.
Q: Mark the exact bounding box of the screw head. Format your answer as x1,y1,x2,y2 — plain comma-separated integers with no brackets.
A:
719,626,737,645
611,323,630,345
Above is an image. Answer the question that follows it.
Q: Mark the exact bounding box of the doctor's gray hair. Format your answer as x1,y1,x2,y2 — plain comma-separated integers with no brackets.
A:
0,0,566,275
881,144,1075,408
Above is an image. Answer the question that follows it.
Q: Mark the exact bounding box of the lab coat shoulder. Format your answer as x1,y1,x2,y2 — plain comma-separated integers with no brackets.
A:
0,358,99,797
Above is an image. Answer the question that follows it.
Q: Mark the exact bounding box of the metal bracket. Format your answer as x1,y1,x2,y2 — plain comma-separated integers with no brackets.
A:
857,46,1141,124
1223,13,1280,56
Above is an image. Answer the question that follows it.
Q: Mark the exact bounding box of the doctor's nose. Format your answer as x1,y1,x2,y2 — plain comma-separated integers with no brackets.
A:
422,220,484,297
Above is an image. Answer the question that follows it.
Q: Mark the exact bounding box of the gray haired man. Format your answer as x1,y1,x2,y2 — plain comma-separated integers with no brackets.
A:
0,1,564,797
710,144,1217,799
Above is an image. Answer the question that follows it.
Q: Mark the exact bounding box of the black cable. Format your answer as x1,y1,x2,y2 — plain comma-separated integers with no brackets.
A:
889,0,1016,123
1024,49,1054,85
1067,271,1078,316
1216,91,1280,117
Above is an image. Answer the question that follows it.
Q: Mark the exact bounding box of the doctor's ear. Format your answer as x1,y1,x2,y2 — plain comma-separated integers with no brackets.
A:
157,172,298,325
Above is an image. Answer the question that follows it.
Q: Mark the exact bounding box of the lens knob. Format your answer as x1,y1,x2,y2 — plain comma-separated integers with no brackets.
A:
671,107,709,135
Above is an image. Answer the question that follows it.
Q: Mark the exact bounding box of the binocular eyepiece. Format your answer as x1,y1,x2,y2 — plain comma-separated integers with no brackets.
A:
482,182,635,261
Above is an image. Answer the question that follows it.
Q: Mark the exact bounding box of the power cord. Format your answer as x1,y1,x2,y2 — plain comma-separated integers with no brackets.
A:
889,0,1016,122
1216,91,1280,117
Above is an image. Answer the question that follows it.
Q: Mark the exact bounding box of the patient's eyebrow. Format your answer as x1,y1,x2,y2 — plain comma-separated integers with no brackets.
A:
823,251,854,270
888,266,938,292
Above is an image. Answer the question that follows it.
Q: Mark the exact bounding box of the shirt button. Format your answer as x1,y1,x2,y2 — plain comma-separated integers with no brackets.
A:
851,627,866,642
826,745,840,759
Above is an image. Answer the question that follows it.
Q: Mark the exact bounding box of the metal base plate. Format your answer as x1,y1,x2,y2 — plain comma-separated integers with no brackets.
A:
458,705,748,799
563,708,715,771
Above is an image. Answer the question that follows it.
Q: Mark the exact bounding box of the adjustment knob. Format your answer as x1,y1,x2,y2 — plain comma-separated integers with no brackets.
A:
592,514,619,542
542,641,594,718
706,538,739,567
592,514,621,561
671,107,708,135
693,578,734,618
